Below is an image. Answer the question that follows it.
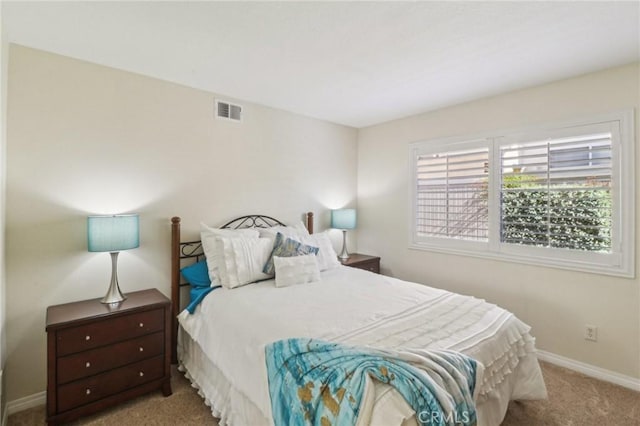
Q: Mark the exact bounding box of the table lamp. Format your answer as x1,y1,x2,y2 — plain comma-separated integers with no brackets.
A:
331,209,356,260
88,214,139,304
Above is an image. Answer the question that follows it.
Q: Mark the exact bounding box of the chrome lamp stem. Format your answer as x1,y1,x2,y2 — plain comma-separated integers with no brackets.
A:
338,229,350,260
101,251,126,304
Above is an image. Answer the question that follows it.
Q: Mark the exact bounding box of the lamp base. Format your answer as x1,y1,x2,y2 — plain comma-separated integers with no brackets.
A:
101,252,127,304
338,229,350,260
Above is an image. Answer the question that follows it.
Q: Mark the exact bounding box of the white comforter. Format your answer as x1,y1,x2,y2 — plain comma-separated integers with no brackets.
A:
178,266,546,425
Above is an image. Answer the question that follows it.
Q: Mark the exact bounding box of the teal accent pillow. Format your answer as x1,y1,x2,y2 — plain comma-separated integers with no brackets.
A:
181,260,211,288
182,260,221,314
263,232,319,275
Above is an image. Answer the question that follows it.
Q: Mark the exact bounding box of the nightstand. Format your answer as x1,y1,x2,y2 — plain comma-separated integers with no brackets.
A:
340,253,381,274
46,288,172,425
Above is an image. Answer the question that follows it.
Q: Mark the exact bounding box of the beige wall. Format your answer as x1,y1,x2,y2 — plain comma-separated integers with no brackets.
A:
5,45,357,400
1,4,8,419
357,63,640,379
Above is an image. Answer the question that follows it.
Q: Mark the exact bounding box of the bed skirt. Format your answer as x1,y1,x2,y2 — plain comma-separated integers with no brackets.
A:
178,326,543,426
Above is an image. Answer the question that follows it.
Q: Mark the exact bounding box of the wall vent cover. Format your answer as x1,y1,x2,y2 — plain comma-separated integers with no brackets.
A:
216,99,242,122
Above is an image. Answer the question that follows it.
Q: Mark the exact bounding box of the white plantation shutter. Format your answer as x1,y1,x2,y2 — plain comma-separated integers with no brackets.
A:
415,147,489,241
499,132,612,252
409,111,633,277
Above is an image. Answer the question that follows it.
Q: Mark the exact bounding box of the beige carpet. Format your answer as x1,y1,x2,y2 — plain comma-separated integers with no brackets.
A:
8,362,639,425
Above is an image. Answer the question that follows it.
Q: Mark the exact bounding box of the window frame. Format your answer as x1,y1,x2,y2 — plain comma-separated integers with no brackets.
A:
408,110,635,278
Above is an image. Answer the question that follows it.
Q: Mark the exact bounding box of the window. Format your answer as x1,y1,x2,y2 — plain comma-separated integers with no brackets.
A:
409,111,634,277
500,131,612,252
415,146,489,241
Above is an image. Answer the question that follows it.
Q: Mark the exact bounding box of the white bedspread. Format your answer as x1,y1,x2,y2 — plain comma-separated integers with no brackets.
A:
178,266,546,425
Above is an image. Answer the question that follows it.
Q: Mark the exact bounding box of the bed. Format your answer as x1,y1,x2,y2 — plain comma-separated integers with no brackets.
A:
170,214,547,425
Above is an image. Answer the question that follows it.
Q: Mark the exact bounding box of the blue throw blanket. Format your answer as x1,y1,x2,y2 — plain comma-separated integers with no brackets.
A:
265,338,481,426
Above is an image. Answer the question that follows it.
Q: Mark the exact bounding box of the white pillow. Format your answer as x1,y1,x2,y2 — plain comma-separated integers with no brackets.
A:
295,232,341,271
217,236,274,289
258,222,310,240
274,255,321,288
200,223,259,285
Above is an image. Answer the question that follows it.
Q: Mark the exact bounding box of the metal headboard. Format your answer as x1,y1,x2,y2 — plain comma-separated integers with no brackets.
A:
170,213,314,363
220,214,285,230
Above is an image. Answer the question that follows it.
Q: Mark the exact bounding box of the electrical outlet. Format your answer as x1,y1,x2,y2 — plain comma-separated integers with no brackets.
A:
585,324,598,341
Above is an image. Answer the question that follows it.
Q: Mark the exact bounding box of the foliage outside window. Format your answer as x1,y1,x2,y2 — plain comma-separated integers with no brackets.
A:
500,174,611,252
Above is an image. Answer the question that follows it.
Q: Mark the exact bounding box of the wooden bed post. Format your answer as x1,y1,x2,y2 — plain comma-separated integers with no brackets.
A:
170,216,181,364
306,212,314,234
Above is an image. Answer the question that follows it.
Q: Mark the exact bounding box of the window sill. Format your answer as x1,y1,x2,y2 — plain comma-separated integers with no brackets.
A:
408,242,634,278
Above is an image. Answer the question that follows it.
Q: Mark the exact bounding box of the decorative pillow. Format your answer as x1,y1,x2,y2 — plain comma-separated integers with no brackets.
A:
297,232,341,271
274,255,321,288
180,260,211,288
263,232,319,275
217,236,274,289
200,223,259,285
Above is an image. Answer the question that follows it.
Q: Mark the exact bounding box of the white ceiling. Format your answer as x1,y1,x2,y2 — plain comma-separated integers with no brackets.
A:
3,1,639,128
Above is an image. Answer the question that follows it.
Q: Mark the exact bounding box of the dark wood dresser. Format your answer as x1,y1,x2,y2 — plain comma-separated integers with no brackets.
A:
46,288,172,425
340,253,381,274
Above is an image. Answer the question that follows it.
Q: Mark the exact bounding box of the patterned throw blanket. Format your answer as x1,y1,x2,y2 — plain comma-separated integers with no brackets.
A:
265,338,482,426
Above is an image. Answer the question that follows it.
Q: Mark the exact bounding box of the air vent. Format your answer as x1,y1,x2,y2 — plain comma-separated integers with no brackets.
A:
216,99,242,122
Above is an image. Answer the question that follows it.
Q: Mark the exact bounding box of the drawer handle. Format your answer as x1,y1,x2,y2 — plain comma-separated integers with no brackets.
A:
139,347,144,352
85,389,91,395
85,335,91,341
139,371,144,377
139,322,144,328
85,362,91,368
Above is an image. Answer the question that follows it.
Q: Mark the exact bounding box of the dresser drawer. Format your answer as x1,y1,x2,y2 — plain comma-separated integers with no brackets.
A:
57,332,164,384
57,355,164,413
56,309,164,356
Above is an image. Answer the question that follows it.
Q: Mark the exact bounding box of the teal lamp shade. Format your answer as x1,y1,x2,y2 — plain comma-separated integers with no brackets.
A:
87,214,139,304
88,214,139,252
331,209,357,230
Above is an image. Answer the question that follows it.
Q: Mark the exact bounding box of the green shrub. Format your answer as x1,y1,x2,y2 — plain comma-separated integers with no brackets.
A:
500,174,611,252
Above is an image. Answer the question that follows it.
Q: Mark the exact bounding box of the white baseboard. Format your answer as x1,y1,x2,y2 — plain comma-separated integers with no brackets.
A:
537,350,640,392
5,391,45,416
